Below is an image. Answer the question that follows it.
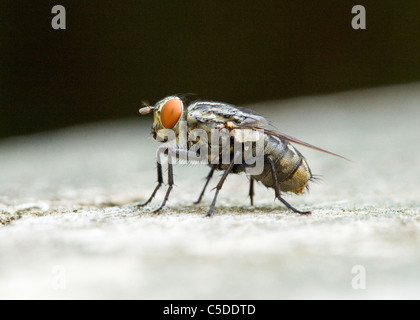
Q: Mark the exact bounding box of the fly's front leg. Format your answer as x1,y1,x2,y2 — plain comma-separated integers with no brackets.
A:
137,153,163,208
152,151,174,214
140,146,199,213
267,156,311,215
193,168,215,205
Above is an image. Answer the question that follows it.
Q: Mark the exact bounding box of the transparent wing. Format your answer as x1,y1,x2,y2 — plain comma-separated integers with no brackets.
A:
188,101,350,161
188,102,270,127
237,123,350,161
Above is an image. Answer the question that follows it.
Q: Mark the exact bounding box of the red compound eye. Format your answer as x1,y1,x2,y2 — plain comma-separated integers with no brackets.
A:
160,98,183,129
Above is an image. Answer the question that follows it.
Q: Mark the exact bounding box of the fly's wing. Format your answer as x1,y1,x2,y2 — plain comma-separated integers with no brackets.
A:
187,101,269,127
237,124,350,161
187,101,349,161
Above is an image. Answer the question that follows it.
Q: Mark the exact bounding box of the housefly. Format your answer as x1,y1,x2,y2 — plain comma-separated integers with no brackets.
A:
138,95,348,216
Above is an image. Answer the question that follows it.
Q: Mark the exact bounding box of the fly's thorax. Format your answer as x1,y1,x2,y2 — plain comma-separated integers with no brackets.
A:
184,119,266,174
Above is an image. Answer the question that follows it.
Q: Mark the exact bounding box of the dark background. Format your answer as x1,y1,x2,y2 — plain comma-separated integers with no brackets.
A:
1,1,419,139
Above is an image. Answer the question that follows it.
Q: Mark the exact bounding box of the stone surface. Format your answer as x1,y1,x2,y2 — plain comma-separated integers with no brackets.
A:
0,84,419,299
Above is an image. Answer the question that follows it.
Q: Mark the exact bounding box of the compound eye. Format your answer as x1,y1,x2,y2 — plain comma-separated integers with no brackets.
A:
160,98,183,129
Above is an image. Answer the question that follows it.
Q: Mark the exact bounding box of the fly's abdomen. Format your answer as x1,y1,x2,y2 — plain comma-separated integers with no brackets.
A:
253,135,312,194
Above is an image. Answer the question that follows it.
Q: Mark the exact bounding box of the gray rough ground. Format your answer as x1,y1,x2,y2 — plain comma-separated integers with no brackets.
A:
0,84,419,299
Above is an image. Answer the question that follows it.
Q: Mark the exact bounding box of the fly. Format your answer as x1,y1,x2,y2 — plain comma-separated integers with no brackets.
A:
138,95,349,216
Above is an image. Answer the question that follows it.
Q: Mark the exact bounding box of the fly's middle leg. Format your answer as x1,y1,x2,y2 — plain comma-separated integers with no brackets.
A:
193,167,215,205
206,151,241,217
267,156,311,215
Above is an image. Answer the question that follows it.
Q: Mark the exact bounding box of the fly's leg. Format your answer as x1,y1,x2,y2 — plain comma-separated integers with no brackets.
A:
137,156,163,208
206,151,241,217
193,168,215,205
141,147,199,213
249,177,255,206
267,156,311,215
152,151,174,214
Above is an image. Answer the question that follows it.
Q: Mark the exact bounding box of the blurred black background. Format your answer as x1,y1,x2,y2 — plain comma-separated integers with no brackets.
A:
1,1,419,139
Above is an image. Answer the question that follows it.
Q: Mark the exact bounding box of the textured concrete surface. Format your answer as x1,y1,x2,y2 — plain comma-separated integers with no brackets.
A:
0,84,419,299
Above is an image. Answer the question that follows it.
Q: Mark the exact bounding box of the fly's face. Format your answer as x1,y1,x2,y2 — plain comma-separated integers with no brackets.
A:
139,96,184,141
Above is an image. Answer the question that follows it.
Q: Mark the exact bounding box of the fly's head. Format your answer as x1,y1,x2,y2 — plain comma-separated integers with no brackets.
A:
139,96,185,142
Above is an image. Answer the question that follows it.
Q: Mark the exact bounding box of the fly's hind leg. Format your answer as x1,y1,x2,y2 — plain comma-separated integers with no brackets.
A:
267,156,311,215
249,177,255,206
